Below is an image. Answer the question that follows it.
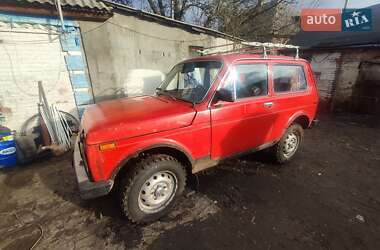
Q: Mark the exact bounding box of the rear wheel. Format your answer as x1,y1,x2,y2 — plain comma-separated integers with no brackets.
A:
272,124,304,164
119,154,186,223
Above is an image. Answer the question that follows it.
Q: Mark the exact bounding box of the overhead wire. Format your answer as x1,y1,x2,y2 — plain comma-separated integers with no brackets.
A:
308,0,319,8
312,0,320,8
1,28,64,97
82,18,213,43
311,53,333,63
108,21,212,42
0,36,60,45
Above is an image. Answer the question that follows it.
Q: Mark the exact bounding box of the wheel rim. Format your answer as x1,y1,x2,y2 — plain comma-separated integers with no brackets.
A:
138,170,178,214
282,132,299,158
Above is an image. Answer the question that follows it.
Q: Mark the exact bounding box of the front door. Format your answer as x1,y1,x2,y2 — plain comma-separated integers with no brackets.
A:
210,62,277,159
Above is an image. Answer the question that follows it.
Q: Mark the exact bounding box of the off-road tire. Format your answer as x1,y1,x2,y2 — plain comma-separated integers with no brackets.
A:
119,154,186,223
272,124,304,164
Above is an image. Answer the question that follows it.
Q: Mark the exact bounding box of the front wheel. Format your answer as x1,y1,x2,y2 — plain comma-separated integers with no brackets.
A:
272,124,304,164
119,154,186,223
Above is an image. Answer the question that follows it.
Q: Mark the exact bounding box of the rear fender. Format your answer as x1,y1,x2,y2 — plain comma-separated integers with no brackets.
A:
278,111,311,139
286,111,311,128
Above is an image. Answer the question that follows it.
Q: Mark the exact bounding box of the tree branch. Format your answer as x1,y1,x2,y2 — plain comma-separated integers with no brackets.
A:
240,0,288,26
157,0,166,16
146,0,161,14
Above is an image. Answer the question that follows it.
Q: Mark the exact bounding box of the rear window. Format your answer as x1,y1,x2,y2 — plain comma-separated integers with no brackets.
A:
273,65,307,93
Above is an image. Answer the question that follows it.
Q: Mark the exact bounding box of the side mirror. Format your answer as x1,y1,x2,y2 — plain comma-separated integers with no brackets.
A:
215,88,235,102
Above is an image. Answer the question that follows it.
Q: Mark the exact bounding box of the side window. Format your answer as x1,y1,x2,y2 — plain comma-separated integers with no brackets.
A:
223,64,268,99
166,73,179,90
273,65,307,93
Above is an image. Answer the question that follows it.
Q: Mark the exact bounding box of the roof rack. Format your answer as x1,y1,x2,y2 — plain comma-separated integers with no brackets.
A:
199,41,300,59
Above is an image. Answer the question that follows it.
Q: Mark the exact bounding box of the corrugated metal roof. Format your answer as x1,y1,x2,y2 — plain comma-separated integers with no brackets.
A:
292,3,380,49
102,0,243,41
16,0,111,12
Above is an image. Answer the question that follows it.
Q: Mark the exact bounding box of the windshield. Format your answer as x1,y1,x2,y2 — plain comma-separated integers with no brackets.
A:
157,61,223,103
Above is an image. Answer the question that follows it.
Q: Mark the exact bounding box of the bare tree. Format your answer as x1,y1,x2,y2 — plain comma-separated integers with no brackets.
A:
110,0,133,5
112,0,299,41
186,0,298,41
140,0,188,20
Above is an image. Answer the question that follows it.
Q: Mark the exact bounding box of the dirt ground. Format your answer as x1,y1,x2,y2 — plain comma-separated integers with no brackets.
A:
1,114,380,250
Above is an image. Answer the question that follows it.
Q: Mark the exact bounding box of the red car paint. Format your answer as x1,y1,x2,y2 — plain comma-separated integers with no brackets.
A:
80,54,319,182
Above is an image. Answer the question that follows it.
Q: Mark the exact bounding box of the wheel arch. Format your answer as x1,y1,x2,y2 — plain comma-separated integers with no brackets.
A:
110,143,194,182
286,112,311,129
276,112,311,141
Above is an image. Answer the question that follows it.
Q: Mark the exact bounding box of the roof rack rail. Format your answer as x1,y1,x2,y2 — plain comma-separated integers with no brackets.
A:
199,41,300,59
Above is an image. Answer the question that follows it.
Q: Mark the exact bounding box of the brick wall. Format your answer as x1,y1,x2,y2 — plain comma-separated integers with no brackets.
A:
310,52,342,102
333,49,380,111
306,48,380,112
0,23,78,134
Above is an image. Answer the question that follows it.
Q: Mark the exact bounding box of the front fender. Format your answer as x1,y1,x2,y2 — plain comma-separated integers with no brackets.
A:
105,138,195,181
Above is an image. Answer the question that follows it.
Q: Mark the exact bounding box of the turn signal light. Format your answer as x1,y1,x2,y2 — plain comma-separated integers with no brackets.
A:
99,142,116,151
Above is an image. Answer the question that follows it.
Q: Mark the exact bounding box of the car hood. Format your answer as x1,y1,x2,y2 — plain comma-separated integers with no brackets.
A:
82,95,196,145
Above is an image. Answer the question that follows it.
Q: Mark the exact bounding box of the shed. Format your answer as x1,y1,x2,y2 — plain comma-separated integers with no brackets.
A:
291,4,380,114
0,0,111,158
0,0,112,132
79,0,241,102
0,0,241,159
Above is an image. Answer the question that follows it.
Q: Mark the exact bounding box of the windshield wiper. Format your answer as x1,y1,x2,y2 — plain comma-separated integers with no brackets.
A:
156,88,196,106
156,88,177,101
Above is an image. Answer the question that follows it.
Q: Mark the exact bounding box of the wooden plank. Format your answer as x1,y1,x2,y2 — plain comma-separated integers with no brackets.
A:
70,74,90,88
74,91,93,106
0,11,77,27
60,32,81,51
65,55,85,71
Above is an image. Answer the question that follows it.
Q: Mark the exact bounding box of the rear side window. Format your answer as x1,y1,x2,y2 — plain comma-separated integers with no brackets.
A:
224,64,268,99
273,65,307,93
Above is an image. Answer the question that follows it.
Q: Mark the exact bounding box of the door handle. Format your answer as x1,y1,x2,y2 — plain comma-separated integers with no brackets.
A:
263,102,274,108
213,103,224,109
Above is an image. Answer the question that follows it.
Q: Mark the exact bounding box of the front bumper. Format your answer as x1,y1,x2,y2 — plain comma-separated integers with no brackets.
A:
73,137,113,200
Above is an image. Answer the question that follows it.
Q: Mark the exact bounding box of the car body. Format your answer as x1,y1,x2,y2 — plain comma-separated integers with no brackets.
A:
73,53,319,222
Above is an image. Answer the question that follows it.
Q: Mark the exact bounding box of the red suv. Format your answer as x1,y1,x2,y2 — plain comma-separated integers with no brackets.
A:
73,53,318,223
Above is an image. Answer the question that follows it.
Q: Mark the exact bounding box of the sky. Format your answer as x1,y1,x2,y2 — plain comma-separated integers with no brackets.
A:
298,0,380,9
